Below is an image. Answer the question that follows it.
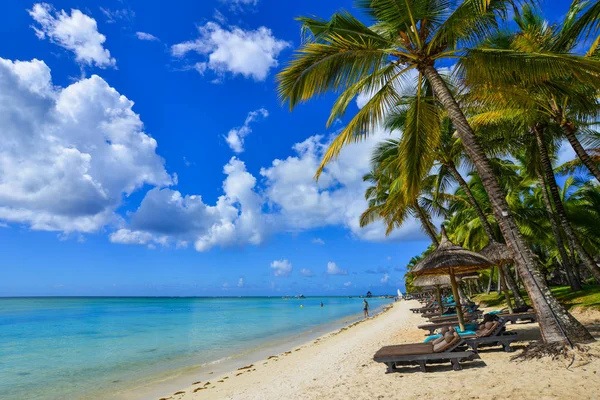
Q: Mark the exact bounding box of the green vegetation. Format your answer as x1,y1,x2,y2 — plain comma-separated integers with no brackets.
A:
474,286,600,311
278,0,600,344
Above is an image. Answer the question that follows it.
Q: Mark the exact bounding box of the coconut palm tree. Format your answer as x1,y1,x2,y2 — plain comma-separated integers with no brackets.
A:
360,139,442,244
464,6,600,284
278,0,596,343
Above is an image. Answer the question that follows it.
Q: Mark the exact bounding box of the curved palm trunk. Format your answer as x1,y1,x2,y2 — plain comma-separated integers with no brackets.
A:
536,170,581,290
533,126,600,284
415,204,439,246
421,64,594,344
562,122,600,182
447,164,529,306
447,164,496,240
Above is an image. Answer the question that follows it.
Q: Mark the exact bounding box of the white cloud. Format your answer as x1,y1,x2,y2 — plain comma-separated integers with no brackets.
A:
271,259,292,277
381,273,390,284
110,157,269,251
238,277,244,287
326,261,347,276
29,3,116,68
260,131,425,241
344,281,352,287
171,22,289,81
0,58,172,233
114,127,428,251
136,32,159,41
224,108,268,153
311,238,325,245
300,268,313,277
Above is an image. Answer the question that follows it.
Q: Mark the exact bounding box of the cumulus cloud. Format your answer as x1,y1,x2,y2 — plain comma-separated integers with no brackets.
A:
365,267,389,274
311,238,325,245
344,281,352,287
115,127,428,251
29,3,116,68
381,273,390,284
238,277,244,287
300,268,313,277
136,32,159,41
110,157,269,251
224,108,268,153
0,58,172,232
271,259,292,277
171,22,289,81
326,262,347,276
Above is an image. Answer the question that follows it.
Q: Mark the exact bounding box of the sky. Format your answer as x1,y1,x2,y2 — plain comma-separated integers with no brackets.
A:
0,0,574,297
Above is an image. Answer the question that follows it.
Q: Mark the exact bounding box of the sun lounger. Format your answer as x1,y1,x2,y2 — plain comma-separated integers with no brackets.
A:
427,310,482,323
373,331,480,372
418,316,480,335
495,311,537,324
463,317,519,352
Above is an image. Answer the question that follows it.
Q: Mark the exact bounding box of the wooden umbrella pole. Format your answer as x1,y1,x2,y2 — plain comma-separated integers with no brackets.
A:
435,285,443,315
498,264,514,314
449,269,466,332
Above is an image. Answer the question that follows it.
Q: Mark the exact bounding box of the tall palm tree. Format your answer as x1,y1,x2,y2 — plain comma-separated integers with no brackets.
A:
464,6,600,284
277,0,595,343
360,139,442,244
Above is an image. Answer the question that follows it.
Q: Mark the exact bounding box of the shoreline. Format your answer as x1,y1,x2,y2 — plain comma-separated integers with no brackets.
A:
114,302,395,400
148,300,600,400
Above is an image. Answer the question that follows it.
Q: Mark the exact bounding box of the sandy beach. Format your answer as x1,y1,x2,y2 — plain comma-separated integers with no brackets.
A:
153,300,600,400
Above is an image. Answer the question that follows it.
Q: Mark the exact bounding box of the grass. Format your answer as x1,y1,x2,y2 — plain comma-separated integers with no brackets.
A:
473,285,600,311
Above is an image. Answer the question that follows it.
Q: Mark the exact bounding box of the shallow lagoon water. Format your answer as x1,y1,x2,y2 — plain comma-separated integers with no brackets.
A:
0,296,392,400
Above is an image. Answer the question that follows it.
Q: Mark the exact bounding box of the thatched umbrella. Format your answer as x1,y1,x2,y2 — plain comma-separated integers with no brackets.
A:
481,241,515,313
412,275,451,314
412,226,493,331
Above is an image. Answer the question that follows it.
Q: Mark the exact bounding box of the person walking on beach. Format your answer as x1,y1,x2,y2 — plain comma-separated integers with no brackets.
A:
363,299,369,318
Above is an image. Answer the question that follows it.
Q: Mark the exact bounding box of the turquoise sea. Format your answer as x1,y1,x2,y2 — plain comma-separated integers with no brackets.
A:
0,296,393,400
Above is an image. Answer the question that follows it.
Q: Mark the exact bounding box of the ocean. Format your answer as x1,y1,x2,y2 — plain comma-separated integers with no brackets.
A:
0,296,393,400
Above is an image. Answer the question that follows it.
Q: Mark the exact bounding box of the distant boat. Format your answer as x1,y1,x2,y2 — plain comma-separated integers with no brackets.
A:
397,289,403,298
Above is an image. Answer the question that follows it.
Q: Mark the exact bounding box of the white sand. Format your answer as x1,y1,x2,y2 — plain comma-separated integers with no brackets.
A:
156,301,600,400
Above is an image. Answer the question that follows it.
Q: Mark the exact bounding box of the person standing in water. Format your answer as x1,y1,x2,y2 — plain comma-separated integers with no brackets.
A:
320,302,324,307
363,299,369,318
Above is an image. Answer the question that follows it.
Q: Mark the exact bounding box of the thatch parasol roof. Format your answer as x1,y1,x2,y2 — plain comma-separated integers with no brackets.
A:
412,275,452,288
412,226,493,276
480,241,514,265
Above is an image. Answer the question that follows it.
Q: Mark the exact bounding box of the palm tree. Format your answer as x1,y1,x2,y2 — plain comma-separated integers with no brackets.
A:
278,0,595,343
360,139,442,244
464,6,600,284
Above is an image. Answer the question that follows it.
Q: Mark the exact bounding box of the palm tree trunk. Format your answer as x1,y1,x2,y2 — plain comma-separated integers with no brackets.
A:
486,265,495,294
503,265,527,308
496,266,502,293
533,126,600,285
536,170,581,290
421,64,594,344
562,122,600,182
446,164,528,306
447,164,496,240
415,204,439,246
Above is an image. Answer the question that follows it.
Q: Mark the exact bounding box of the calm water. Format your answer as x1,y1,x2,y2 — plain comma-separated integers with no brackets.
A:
0,296,392,400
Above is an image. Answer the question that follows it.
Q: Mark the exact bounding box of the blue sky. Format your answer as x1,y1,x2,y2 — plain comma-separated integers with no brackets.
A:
0,0,573,296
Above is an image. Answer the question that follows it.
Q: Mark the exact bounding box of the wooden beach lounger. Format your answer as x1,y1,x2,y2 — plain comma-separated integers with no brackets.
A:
373,332,480,373
427,310,482,323
496,311,537,324
463,318,519,352
417,315,480,335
